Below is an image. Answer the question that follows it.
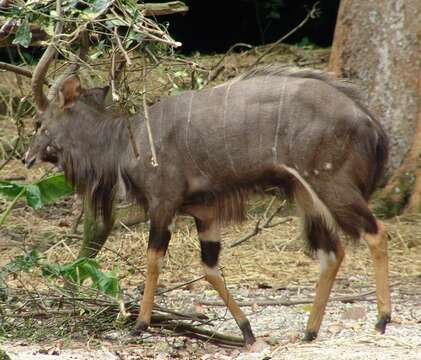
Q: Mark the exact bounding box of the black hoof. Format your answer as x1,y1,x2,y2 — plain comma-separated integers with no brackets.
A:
303,331,318,342
239,320,256,345
375,314,391,334
130,320,149,336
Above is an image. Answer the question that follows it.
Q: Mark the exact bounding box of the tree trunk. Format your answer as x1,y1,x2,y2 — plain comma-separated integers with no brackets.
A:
329,0,421,216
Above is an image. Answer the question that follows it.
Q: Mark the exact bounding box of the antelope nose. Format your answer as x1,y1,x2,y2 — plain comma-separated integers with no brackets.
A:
24,150,36,169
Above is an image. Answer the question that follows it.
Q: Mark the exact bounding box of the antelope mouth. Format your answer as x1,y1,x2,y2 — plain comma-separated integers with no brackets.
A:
24,151,36,169
25,157,36,169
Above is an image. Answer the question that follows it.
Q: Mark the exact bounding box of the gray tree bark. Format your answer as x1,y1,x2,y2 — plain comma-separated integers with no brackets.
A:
329,0,421,215
329,0,421,169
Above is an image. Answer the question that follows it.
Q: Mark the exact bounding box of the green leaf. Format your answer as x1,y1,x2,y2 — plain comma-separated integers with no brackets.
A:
0,174,73,211
0,181,24,199
105,16,127,28
12,19,32,48
127,30,143,44
92,0,111,13
42,257,120,297
82,0,112,19
25,184,43,209
95,269,119,297
0,249,41,277
35,174,74,206
301,304,312,313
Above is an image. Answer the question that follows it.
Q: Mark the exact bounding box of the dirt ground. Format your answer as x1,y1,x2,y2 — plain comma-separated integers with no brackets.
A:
1,47,421,359
1,163,421,359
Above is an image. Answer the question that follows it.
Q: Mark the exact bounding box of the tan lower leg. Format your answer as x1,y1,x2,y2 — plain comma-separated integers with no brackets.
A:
136,249,164,327
204,267,247,323
203,266,255,344
305,242,345,340
365,220,391,332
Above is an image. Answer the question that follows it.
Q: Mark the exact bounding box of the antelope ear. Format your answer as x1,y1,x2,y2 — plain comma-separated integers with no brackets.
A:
83,86,110,108
58,75,82,108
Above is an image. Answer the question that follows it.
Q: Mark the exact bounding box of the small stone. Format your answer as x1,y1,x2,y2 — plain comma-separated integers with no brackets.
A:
342,306,367,321
327,322,345,334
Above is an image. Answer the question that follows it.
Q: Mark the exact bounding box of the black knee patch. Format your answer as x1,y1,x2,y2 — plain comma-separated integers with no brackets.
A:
200,240,221,268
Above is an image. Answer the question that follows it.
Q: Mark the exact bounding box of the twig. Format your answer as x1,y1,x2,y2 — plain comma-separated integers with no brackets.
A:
2,176,26,181
200,283,402,307
207,43,253,83
229,200,289,248
0,138,19,172
250,1,320,67
0,187,25,226
71,204,84,234
157,274,205,295
108,48,140,160
47,30,90,100
0,62,49,83
142,58,159,167
124,115,140,160
110,49,119,101
200,289,377,307
113,27,132,66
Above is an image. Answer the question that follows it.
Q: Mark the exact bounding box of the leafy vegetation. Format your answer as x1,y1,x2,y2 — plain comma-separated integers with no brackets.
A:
0,0,181,60
0,174,74,225
0,248,120,298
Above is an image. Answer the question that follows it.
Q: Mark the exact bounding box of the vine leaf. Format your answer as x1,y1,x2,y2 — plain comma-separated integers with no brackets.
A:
12,20,32,48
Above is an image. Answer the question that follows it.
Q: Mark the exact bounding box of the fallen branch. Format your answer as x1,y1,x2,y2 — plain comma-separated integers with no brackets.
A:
151,320,244,347
199,285,402,307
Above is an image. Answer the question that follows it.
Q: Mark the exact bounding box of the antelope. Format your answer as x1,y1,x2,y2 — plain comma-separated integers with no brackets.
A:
25,56,391,345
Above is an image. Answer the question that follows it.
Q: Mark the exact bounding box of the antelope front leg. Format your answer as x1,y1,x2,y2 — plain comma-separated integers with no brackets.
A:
365,220,391,333
132,220,171,335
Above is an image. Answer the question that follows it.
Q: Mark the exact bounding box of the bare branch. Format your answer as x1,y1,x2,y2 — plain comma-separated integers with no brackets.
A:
0,62,49,84
229,200,289,248
47,30,90,100
250,1,320,67
31,0,64,111
141,1,189,17
199,284,404,308
113,27,132,66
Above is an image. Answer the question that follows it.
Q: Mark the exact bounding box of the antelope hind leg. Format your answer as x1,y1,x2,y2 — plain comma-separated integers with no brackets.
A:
304,241,345,341
365,220,391,333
